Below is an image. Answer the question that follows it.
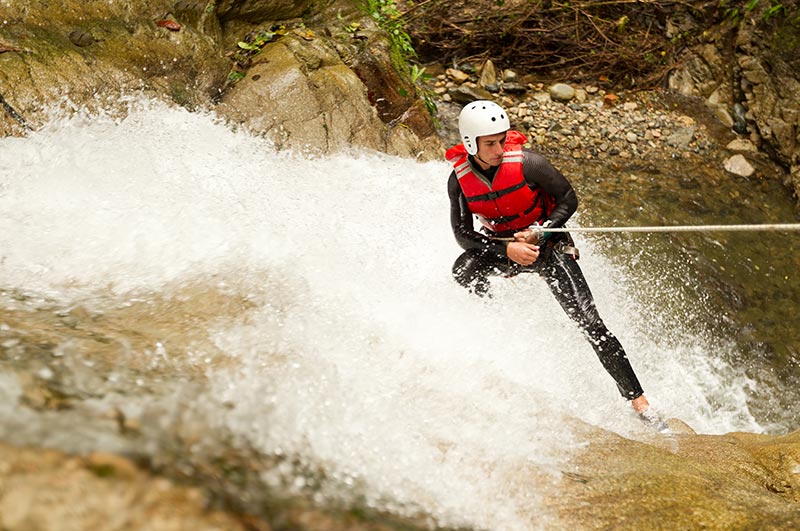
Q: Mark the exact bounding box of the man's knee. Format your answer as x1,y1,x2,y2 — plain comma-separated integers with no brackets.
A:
452,250,492,296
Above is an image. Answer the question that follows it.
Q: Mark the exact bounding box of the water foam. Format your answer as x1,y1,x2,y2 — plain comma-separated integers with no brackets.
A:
0,100,765,529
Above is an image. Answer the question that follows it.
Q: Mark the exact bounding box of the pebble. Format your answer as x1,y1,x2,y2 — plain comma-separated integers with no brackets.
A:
724,154,755,177
68,29,95,47
726,138,757,152
550,83,575,102
428,66,720,162
446,68,470,83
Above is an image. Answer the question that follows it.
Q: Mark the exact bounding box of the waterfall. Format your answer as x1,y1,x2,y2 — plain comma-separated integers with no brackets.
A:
0,100,770,530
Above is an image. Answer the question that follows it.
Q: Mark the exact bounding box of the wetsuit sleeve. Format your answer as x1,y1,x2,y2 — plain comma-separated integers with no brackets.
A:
448,170,509,254
522,151,578,228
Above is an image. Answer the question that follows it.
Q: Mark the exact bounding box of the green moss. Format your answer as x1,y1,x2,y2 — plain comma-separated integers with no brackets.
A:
88,464,117,478
771,14,800,55
169,83,192,106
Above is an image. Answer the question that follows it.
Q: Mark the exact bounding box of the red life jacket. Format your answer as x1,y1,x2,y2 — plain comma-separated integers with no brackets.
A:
446,130,555,233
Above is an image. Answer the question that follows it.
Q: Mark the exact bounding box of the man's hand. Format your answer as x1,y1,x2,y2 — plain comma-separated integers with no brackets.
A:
513,228,539,245
514,221,553,246
506,241,540,266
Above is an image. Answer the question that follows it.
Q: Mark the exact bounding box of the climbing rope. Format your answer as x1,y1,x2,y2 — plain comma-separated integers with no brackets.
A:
538,223,800,235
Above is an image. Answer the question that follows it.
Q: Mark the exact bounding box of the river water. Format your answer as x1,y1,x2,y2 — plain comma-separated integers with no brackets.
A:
0,100,797,530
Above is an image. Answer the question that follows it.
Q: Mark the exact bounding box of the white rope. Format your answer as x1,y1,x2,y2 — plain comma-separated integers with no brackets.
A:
540,223,800,234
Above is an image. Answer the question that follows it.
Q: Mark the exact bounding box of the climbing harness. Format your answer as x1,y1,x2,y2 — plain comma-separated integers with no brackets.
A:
554,240,580,260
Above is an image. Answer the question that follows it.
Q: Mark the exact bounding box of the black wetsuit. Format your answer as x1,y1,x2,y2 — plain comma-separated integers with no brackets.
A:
448,150,644,400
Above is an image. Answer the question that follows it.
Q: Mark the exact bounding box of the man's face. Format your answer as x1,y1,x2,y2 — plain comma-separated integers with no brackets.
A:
476,131,507,167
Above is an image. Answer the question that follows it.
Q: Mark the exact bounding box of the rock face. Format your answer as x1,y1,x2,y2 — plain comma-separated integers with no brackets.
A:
216,34,391,154
216,0,312,21
667,5,800,202
0,1,230,122
0,0,442,159
215,0,441,158
0,443,252,531
550,422,800,529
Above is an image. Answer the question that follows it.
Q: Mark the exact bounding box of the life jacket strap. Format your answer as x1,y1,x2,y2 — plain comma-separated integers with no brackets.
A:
465,181,526,203
483,201,538,225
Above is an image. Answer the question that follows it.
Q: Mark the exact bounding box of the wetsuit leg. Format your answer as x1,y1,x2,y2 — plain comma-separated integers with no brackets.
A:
452,249,508,297
539,251,644,400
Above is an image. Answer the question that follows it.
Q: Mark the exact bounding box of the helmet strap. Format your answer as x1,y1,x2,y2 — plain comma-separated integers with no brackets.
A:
474,152,493,170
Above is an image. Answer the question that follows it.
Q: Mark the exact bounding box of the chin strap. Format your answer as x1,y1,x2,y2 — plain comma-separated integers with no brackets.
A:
474,153,491,167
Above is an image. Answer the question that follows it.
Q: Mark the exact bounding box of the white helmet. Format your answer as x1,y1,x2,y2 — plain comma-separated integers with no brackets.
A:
458,100,510,155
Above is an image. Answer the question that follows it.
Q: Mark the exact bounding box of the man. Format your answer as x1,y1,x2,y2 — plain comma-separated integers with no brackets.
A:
446,100,664,429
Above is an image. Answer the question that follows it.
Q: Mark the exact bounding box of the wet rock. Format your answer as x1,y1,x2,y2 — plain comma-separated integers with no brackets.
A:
727,138,757,152
68,30,95,47
217,34,439,159
0,2,232,137
0,443,254,531
551,423,800,530
0,0,443,158
216,0,312,22
349,37,419,126
714,105,735,128
724,154,756,177
733,103,749,134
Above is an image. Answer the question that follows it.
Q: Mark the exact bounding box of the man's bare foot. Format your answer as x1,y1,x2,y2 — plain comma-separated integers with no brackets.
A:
631,395,670,433
631,394,650,413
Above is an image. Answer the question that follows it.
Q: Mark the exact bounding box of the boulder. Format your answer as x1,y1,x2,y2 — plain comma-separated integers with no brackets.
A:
550,422,800,529
0,0,443,160
215,33,439,158
216,35,386,154
0,0,229,136
0,443,252,531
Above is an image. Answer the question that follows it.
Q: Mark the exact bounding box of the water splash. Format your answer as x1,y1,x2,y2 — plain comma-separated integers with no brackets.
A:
0,99,768,530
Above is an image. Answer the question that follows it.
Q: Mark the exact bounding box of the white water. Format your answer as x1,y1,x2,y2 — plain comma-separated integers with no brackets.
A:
0,101,765,530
